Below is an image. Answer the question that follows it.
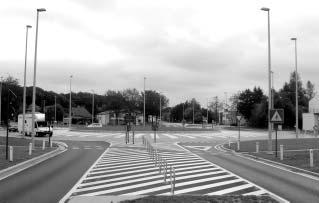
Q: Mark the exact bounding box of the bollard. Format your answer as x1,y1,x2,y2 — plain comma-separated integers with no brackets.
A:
228,137,231,148
29,143,32,156
170,166,173,195
280,145,284,160
171,167,175,195
42,140,45,150
164,162,167,183
155,150,158,166
237,141,240,151
310,149,314,167
9,146,13,162
256,142,259,153
50,140,53,148
159,156,162,174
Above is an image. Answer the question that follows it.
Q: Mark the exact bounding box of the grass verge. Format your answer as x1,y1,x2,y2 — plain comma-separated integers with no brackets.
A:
225,138,319,173
0,136,58,170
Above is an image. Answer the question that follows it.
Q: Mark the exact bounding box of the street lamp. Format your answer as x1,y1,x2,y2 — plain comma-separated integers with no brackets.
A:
192,100,194,124
31,8,46,148
206,98,209,124
261,7,272,152
291,37,298,138
69,75,72,130
159,91,162,125
22,25,32,138
0,77,3,125
91,90,95,124
143,77,146,127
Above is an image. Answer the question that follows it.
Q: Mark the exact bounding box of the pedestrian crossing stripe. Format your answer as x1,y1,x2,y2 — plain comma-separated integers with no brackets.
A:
60,144,282,202
184,145,212,151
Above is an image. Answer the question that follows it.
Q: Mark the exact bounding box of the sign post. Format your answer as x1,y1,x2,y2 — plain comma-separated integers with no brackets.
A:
236,115,242,151
270,109,284,156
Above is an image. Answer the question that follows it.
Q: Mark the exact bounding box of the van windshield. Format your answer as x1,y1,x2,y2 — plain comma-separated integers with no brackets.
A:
37,121,48,128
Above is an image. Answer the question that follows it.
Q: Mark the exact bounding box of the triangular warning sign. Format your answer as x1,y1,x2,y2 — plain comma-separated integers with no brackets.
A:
184,146,212,151
271,111,282,122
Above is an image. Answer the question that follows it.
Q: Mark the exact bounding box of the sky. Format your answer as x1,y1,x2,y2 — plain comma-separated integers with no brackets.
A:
1,0,319,107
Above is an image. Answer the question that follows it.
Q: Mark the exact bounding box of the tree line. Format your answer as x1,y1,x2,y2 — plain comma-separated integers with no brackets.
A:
0,76,169,124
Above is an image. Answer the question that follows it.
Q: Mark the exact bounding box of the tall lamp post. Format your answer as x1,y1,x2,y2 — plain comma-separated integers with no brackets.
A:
22,25,32,138
31,8,46,148
159,92,162,125
261,7,272,152
91,90,94,124
69,75,72,130
192,100,194,124
0,77,3,125
143,77,146,126
291,37,298,138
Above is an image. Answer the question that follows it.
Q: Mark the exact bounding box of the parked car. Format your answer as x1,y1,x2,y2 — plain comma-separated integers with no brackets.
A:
87,123,102,128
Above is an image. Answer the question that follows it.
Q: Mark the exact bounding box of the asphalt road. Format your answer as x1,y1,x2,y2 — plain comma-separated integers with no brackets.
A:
0,140,109,203
181,142,319,203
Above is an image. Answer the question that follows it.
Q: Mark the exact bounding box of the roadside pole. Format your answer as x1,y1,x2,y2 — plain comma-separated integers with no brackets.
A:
275,124,278,157
236,115,242,151
270,109,284,156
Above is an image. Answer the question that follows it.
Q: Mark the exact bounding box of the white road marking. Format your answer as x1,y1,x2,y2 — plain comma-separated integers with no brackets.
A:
161,133,178,139
206,183,253,195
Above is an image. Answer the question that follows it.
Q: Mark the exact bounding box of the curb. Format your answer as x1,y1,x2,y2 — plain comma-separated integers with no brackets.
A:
219,143,319,180
0,141,68,181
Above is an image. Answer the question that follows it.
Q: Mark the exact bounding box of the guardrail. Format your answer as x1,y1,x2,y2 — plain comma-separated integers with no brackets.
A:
142,136,176,194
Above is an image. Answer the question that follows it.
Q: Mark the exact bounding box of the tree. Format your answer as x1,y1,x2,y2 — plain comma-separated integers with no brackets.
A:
237,87,264,121
305,81,316,101
142,90,169,123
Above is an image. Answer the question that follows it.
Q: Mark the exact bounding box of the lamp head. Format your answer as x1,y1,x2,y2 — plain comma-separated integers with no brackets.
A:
37,8,46,12
291,37,297,41
261,7,270,11
26,25,32,28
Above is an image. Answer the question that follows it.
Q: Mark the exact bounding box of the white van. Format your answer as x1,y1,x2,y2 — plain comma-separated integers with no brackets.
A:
18,113,53,137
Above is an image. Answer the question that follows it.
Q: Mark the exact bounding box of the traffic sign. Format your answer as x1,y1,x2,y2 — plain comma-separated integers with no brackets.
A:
236,116,242,121
270,109,284,123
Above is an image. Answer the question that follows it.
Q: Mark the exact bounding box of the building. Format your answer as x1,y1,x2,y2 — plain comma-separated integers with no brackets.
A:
302,95,319,131
63,106,92,125
97,110,143,126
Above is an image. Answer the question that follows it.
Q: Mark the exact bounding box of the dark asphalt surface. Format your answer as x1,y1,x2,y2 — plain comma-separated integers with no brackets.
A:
0,140,109,203
181,142,319,203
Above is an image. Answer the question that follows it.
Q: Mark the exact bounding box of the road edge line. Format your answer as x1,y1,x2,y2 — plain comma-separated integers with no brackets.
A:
0,141,68,181
176,142,289,203
59,141,112,203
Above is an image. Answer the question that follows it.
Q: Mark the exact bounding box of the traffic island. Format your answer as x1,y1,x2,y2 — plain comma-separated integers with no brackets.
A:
224,138,319,173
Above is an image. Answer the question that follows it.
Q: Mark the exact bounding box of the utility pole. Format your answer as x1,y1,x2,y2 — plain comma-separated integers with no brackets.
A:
261,7,272,152
22,25,32,138
159,92,161,124
92,90,94,124
192,100,194,124
206,98,209,124
54,95,56,123
291,38,298,138
0,78,2,125
69,75,72,130
143,77,146,127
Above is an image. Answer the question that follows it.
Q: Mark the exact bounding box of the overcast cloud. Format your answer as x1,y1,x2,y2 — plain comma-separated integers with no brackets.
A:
1,0,319,106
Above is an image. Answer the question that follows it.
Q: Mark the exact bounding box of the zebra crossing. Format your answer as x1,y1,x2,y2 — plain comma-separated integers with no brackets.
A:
61,142,274,202
53,129,265,141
